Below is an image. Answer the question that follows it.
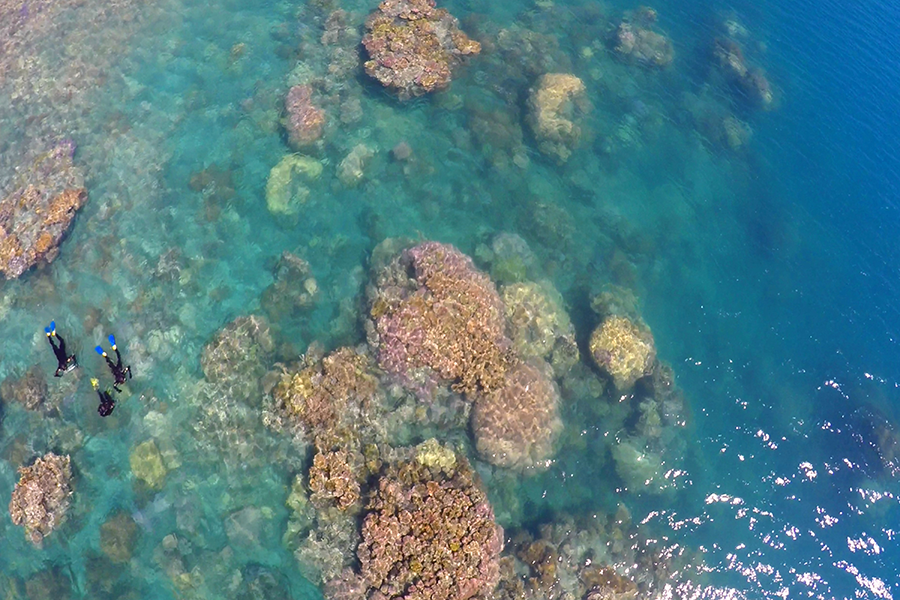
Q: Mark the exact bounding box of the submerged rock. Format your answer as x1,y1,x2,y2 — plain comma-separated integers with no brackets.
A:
0,141,87,279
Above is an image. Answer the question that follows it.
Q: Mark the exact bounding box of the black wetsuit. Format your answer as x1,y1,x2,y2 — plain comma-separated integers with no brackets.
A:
103,348,132,392
97,388,116,417
49,333,76,377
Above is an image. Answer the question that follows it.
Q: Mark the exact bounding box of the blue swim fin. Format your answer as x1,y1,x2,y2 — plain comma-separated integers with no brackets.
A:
108,334,116,349
95,346,106,356
44,326,51,336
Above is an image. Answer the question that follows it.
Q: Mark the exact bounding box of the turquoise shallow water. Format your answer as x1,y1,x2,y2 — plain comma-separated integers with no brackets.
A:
1,0,899,598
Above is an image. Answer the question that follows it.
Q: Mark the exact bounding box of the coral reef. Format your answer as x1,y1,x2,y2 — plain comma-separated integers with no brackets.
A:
362,0,481,100
308,448,362,512
613,22,674,68
589,315,656,391
130,439,168,490
284,85,326,148
0,141,87,279
367,241,512,396
337,143,375,188
471,358,562,472
100,511,139,564
261,251,319,322
713,38,774,108
200,315,274,406
526,74,590,164
8,452,73,545
327,440,502,600
265,154,323,217
0,365,48,412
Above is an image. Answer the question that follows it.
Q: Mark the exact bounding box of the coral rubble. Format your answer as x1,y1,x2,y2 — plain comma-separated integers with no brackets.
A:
362,0,481,100
8,453,73,545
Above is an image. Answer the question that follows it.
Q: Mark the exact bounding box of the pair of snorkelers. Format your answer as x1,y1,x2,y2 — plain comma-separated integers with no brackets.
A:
91,335,133,417
44,323,132,417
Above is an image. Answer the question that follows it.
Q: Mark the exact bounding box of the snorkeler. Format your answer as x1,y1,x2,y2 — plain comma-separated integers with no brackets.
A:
45,321,77,377
91,378,116,417
95,335,132,392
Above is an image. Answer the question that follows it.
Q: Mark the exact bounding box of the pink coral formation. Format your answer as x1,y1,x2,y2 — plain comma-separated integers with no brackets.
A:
285,85,326,148
0,141,87,279
327,441,502,600
8,453,73,545
526,74,590,164
200,315,275,405
362,0,481,100
471,358,563,472
614,22,674,68
368,241,512,396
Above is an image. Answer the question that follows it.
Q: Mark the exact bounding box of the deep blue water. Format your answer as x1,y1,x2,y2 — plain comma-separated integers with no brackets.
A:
1,0,898,597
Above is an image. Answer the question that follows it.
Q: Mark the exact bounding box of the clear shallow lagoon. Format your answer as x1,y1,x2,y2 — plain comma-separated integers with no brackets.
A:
1,0,898,598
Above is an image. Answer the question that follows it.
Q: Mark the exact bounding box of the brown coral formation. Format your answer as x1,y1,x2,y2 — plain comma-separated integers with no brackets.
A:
308,449,362,512
362,0,481,100
285,84,326,148
589,315,656,391
471,359,562,472
200,315,275,405
613,22,674,68
526,74,589,164
8,453,73,545
272,346,380,439
328,441,502,600
0,142,87,279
